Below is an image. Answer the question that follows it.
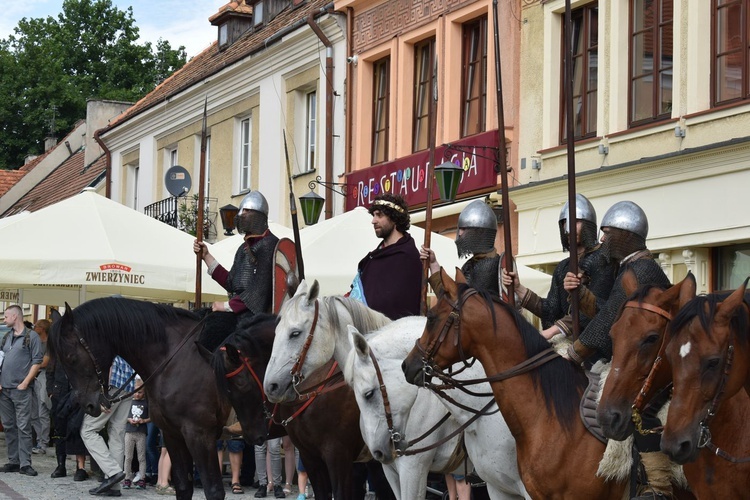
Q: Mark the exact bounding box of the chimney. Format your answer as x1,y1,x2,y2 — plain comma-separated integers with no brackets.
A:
44,136,57,152
24,154,38,165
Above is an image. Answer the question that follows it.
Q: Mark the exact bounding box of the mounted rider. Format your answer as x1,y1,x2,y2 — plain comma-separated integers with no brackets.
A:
421,199,514,301
565,200,673,500
503,193,616,339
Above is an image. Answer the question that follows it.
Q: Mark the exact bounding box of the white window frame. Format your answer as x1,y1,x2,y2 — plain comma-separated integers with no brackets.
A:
305,90,317,171
238,117,252,192
169,148,178,167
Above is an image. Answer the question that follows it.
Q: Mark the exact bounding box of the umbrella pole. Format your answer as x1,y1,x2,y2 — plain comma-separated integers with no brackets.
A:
195,97,208,306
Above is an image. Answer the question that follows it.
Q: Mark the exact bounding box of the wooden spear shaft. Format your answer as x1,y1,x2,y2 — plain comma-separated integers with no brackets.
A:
421,53,439,316
195,97,208,306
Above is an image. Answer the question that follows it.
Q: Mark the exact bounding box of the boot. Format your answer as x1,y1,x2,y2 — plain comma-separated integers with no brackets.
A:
632,451,673,499
51,454,67,478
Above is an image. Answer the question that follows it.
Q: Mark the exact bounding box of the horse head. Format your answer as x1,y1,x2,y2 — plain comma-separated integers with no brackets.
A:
597,271,696,440
48,303,110,416
211,314,277,446
662,278,750,464
402,268,474,385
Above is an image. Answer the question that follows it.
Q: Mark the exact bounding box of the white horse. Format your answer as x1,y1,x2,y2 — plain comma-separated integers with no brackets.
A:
265,280,529,499
345,325,530,500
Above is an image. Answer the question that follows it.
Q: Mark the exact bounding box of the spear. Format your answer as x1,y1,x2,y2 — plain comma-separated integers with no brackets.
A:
492,0,514,302
421,53,438,315
563,0,580,338
282,130,305,280
195,96,208,306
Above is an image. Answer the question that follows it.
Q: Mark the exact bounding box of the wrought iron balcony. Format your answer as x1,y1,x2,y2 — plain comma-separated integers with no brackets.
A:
144,196,218,242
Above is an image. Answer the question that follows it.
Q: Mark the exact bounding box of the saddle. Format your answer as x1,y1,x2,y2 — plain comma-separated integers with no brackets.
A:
580,369,607,444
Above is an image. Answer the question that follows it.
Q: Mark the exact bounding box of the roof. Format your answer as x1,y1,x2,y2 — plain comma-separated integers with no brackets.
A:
103,0,332,133
209,1,254,23
0,170,26,197
1,152,106,216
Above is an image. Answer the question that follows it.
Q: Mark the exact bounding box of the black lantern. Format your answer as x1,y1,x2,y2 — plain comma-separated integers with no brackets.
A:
219,204,239,235
299,190,325,226
434,161,464,202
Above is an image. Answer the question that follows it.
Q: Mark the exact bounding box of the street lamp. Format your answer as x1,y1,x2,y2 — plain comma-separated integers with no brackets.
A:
434,161,464,202
219,204,239,235
298,190,325,226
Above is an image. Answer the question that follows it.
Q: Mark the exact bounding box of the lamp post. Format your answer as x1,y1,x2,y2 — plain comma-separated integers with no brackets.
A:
219,204,239,236
299,190,325,226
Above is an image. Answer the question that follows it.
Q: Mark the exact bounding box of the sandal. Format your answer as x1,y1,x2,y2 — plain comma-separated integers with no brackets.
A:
232,482,244,494
284,483,292,495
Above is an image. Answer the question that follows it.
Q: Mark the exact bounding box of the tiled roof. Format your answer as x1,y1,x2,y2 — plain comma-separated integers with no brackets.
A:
1,152,106,216
209,1,254,23
0,170,26,197
104,0,332,132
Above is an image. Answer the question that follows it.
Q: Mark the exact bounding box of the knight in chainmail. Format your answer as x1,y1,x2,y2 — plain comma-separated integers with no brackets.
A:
194,190,278,318
565,201,673,500
422,199,512,299
503,194,616,338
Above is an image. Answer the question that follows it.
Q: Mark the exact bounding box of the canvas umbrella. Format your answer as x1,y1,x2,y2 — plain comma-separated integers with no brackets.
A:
0,189,227,305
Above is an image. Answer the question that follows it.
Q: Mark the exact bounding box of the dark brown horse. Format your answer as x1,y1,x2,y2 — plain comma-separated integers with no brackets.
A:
661,279,750,489
402,269,626,499
49,298,231,500
599,271,750,498
211,313,372,500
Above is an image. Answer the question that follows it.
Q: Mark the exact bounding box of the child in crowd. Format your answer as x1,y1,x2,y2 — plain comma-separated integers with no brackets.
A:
123,377,149,489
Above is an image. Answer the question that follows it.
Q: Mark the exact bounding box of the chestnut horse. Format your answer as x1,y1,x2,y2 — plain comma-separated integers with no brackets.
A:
211,313,377,500
599,271,750,497
661,279,750,484
402,269,626,499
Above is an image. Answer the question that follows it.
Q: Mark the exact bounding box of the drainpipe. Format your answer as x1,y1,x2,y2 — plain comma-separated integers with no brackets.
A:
94,128,112,199
346,7,353,183
306,14,334,220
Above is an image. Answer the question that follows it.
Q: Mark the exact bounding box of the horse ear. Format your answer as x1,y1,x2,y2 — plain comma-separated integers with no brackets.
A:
621,269,638,297
195,341,213,362
59,302,75,327
51,308,62,322
678,272,697,309
348,325,369,361
715,278,749,326
295,280,309,297
455,268,467,285
442,268,459,299
307,280,320,304
224,342,242,364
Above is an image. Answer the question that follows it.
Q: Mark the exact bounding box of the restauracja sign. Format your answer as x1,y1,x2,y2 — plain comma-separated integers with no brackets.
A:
85,263,145,285
344,130,500,211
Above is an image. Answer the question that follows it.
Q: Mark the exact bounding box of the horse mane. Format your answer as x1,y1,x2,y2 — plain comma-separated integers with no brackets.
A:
322,296,392,337
69,297,199,351
669,291,750,345
457,283,585,433
211,313,277,399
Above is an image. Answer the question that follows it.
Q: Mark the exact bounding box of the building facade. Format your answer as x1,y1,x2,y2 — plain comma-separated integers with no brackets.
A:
514,0,750,292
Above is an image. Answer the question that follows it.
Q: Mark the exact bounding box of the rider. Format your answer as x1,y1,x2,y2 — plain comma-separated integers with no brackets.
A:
421,199,512,300
502,194,616,339
565,201,673,500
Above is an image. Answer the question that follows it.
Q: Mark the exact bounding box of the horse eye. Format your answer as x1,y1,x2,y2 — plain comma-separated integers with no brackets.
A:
704,358,721,371
641,333,659,347
364,390,375,400
290,330,301,338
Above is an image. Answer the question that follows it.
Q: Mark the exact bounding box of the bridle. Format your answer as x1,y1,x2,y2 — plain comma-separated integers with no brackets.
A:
222,346,267,405
622,300,673,436
288,299,320,391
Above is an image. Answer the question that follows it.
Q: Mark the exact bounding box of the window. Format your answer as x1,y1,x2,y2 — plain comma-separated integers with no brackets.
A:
169,148,178,167
253,1,264,26
713,0,750,105
372,57,390,164
131,165,139,209
561,3,598,142
219,24,228,47
305,91,316,171
715,243,750,289
461,17,488,137
240,118,251,191
413,38,436,152
205,135,212,197
630,0,673,126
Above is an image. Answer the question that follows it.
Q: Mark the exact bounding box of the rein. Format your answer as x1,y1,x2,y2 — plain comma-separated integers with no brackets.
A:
271,360,347,427
222,347,267,405
76,316,207,407
289,299,320,390
622,300,673,436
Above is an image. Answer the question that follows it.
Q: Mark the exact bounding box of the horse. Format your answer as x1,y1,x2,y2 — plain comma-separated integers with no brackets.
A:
345,324,530,499
598,270,750,497
48,298,233,500
212,299,388,500
401,269,627,499
661,279,750,477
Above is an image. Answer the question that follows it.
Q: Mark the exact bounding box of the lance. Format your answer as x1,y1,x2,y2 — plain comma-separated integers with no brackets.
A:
492,0,514,302
195,96,208,306
421,53,439,316
563,0,580,338
282,130,306,280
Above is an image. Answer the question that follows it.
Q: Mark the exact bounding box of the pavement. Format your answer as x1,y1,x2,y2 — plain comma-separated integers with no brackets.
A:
0,434,305,499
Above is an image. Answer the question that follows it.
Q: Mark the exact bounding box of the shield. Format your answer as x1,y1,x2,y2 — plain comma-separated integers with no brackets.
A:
272,238,300,314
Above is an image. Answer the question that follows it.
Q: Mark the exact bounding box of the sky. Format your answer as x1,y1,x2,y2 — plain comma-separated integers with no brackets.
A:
0,0,226,58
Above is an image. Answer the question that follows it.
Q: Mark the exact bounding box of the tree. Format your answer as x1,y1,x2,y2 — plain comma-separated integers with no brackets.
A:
0,0,187,169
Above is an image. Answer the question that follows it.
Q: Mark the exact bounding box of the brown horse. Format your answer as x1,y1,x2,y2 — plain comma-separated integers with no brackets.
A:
211,313,372,500
661,280,750,475
402,269,626,499
599,271,750,497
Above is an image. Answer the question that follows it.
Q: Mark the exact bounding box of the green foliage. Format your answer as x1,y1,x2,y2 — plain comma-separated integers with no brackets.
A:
0,0,187,169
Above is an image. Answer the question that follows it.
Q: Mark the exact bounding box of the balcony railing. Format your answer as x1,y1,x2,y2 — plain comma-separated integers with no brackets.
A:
144,196,218,242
